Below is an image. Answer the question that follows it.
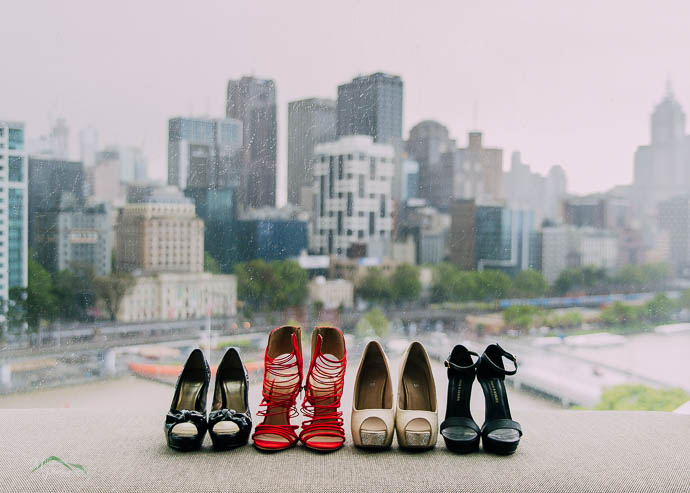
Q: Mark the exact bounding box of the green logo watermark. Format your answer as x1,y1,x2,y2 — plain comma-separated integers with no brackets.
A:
31,456,86,475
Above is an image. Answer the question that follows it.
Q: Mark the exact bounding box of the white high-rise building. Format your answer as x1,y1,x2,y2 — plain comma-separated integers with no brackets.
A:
0,120,29,303
541,225,618,283
79,126,99,168
634,82,690,222
504,152,568,224
311,136,394,257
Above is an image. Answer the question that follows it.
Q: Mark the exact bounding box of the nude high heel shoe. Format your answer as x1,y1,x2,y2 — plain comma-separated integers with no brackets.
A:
351,340,395,449
395,342,438,449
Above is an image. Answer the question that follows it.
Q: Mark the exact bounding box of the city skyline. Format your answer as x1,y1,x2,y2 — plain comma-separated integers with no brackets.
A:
2,1,690,202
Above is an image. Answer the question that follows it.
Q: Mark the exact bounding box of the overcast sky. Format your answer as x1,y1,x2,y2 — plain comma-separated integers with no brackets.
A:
3,0,689,204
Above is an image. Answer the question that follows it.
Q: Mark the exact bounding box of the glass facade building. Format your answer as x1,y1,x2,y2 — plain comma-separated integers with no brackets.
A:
0,121,28,303
336,73,403,145
475,205,538,276
231,219,308,264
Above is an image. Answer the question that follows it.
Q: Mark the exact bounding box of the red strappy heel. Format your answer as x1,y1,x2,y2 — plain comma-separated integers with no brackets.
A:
300,326,347,452
252,326,303,451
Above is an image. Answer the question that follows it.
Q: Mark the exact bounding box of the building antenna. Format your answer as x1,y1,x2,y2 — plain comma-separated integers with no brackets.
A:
472,99,479,130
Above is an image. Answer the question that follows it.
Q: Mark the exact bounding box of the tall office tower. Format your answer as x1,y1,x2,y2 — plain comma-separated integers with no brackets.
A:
167,116,243,271
504,151,548,225
96,146,147,184
658,195,690,276
287,98,336,208
457,132,504,202
28,157,85,247
226,76,277,209
50,118,70,160
168,117,242,190
406,120,455,207
634,82,690,223
79,126,99,168
545,165,568,222
116,186,204,274
0,121,28,302
449,199,538,275
34,202,112,276
310,136,394,257
88,146,148,204
336,73,403,145
398,158,420,202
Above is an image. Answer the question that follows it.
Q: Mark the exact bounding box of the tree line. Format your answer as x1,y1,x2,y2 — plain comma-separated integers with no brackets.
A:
4,255,136,337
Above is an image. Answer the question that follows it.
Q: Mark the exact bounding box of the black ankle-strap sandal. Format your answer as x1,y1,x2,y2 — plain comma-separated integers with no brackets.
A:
477,344,522,455
440,345,481,453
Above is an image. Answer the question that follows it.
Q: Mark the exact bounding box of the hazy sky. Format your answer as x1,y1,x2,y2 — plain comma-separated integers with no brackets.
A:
3,0,689,205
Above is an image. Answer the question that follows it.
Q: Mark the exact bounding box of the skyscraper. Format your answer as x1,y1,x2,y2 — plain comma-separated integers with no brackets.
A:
79,126,99,168
0,120,28,302
336,73,403,144
168,117,242,190
633,82,690,222
457,132,504,202
226,76,277,209
287,98,336,207
310,136,394,257
34,202,112,276
28,157,85,247
449,199,538,275
167,116,243,272
406,120,455,208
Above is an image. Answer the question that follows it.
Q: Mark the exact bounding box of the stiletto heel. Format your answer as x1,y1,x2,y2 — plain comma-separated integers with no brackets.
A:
164,348,210,451
300,326,347,452
351,340,395,449
477,343,522,455
395,342,438,450
440,345,480,453
252,326,303,451
208,347,252,450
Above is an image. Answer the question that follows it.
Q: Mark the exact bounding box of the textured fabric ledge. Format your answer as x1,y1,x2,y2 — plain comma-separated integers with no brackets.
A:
0,409,688,492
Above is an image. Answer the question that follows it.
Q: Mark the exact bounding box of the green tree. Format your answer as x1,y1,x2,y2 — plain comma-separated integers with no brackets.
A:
234,259,308,311
391,264,422,304
512,269,547,298
553,268,578,295
271,260,309,310
94,273,136,321
546,310,584,328
614,265,645,291
355,307,390,338
476,270,511,300
643,293,674,323
430,263,458,302
204,251,221,274
8,257,59,333
554,266,608,295
52,264,96,321
679,289,690,310
503,304,541,330
21,257,59,331
600,301,639,325
356,268,392,304
595,384,690,411
639,262,672,286
234,259,276,310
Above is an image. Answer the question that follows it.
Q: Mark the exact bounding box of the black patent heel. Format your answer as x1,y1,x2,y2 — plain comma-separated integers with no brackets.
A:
208,347,252,450
440,345,480,453
477,344,522,455
164,349,210,451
